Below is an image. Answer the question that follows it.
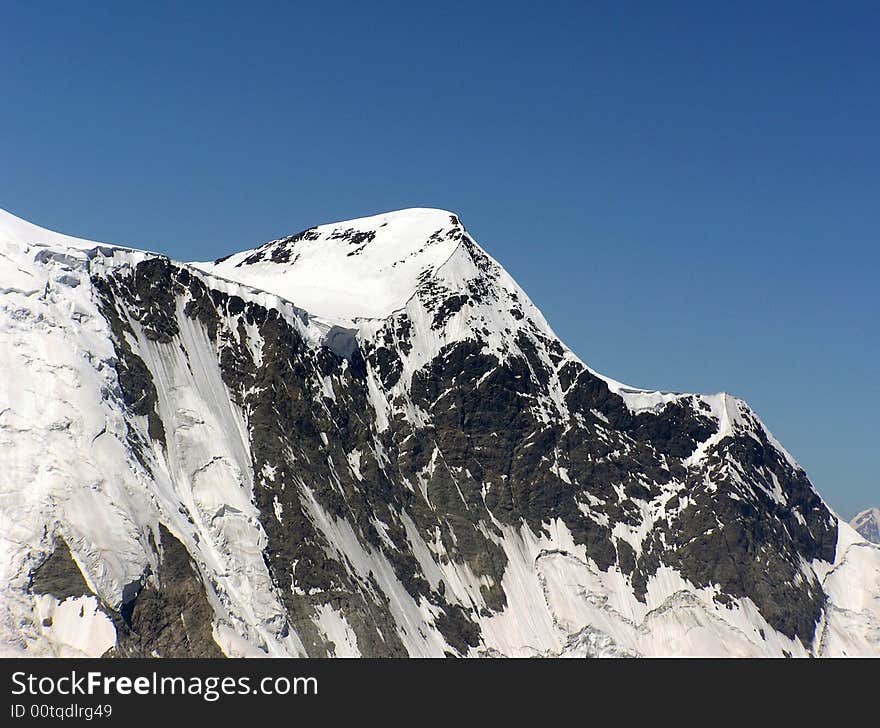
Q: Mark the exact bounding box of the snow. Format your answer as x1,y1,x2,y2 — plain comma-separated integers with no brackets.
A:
195,208,463,326
313,604,361,657
853,507,880,528
471,519,810,657
29,595,116,658
814,521,880,655
0,215,155,637
0,208,110,251
0,207,304,657
124,302,308,657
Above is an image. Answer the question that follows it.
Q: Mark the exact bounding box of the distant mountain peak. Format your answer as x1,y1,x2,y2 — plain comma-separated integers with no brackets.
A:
851,508,880,544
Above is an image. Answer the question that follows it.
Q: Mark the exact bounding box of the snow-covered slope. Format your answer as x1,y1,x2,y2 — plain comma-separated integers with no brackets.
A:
851,508,880,544
195,208,464,325
1,206,878,657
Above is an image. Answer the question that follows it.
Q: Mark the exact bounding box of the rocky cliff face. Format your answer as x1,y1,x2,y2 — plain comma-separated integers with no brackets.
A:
1,207,878,657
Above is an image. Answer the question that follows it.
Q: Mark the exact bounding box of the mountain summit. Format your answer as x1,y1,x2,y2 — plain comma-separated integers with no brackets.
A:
197,208,477,324
1,206,878,657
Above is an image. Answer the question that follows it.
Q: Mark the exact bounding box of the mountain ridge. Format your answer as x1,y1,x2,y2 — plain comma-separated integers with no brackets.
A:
1,205,878,657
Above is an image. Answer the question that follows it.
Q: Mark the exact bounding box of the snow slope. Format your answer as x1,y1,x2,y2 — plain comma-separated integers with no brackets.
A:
0,209,300,656
195,209,465,325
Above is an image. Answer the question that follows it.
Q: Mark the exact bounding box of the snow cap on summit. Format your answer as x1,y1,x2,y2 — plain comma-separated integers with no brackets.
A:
194,207,470,325
0,206,107,250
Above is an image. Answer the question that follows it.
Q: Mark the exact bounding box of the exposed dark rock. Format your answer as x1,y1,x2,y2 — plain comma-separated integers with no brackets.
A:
113,525,223,658
92,276,167,453
29,541,92,601
87,248,841,656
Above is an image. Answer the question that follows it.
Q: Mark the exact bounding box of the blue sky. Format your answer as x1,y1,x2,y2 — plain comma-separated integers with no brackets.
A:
2,2,877,517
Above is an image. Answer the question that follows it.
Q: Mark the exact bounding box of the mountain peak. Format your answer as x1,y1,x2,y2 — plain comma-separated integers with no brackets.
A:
194,207,473,325
851,508,880,544
332,206,462,224
3,202,879,657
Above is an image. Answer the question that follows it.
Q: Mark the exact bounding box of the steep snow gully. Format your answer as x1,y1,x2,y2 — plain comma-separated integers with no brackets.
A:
1,207,877,657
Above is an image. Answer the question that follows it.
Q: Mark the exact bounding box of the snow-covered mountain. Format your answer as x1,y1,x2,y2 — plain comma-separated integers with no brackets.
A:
1,206,878,657
851,509,880,544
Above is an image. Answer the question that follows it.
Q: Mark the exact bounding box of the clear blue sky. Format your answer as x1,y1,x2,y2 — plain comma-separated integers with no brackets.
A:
2,2,877,518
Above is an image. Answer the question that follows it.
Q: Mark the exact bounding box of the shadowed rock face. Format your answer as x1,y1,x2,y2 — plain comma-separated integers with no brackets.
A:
85,227,839,656
29,541,92,602
113,525,223,658
28,533,222,658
